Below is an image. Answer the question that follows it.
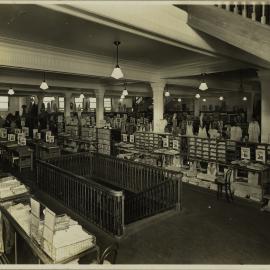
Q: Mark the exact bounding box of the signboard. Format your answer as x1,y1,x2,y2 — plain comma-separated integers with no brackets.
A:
22,127,29,137
256,149,266,163
8,134,15,142
163,137,169,148
130,135,134,143
0,129,7,138
18,137,26,146
49,136,55,144
241,147,250,160
123,134,128,142
173,139,179,150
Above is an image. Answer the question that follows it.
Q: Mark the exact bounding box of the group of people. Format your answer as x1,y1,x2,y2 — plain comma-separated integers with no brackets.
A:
0,112,21,129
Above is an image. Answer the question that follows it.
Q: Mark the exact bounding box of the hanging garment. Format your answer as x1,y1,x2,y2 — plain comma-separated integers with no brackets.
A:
186,122,194,137
230,126,242,141
208,128,219,139
198,127,208,138
248,121,260,143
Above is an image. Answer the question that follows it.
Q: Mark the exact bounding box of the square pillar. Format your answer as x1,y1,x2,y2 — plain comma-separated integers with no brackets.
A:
95,88,105,128
151,81,166,133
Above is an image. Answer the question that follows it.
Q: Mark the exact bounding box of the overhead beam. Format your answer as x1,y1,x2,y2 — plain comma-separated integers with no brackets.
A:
186,5,270,66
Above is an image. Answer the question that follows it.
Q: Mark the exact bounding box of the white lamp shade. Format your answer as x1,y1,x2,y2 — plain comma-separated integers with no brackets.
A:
8,88,14,95
164,90,170,97
40,81,49,90
111,65,124,79
123,89,128,96
199,82,208,91
80,94,85,99
219,96,224,101
243,96,247,101
178,98,182,102
203,98,206,102
195,93,200,99
121,94,125,99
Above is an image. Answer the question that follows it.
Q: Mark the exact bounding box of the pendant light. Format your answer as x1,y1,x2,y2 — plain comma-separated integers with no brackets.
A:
80,93,85,99
195,93,200,99
111,41,124,79
178,98,182,102
219,96,224,101
199,73,208,91
123,81,128,96
8,87,14,95
243,96,247,101
121,94,125,99
40,72,49,90
164,87,170,97
202,98,206,102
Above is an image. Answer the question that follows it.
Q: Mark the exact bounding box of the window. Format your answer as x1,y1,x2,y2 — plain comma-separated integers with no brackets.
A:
75,97,83,110
89,98,96,111
0,96,9,111
58,97,65,111
104,98,112,112
43,96,55,109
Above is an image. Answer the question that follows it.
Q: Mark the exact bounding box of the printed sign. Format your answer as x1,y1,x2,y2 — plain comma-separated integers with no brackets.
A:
241,147,251,160
256,149,266,163
0,129,7,138
8,134,15,142
49,136,55,144
130,135,134,143
123,134,128,142
173,139,179,150
163,137,169,148
18,137,26,146
22,127,29,137
33,129,38,139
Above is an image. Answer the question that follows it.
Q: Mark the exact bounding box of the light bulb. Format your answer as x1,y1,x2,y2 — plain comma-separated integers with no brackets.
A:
195,93,200,99
178,98,182,102
199,82,208,91
8,88,14,95
164,90,170,97
243,96,247,101
111,65,124,79
219,96,224,101
40,81,49,90
203,98,206,102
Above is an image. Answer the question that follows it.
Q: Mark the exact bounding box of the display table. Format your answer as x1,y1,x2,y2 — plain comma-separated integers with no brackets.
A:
0,204,100,264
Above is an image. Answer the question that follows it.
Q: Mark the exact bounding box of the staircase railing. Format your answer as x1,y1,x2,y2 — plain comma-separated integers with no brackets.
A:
216,3,269,25
125,178,181,224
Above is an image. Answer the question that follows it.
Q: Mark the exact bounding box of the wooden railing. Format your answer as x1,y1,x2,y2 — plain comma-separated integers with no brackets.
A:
216,3,270,25
36,159,125,237
125,178,181,224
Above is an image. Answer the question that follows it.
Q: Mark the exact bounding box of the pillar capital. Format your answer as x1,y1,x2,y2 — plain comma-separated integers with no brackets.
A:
94,87,106,97
65,92,73,98
150,80,166,92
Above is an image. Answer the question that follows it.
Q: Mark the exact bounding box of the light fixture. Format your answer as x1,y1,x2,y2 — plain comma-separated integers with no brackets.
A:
8,87,14,95
111,41,124,79
195,93,200,99
178,98,182,102
203,98,206,102
219,96,224,101
121,94,125,99
80,93,85,99
243,96,247,101
164,88,170,97
199,73,208,91
123,81,128,96
40,72,49,90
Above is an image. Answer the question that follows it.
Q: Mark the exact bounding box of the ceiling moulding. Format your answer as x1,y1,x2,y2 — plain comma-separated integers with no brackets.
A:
0,36,158,82
160,59,248,79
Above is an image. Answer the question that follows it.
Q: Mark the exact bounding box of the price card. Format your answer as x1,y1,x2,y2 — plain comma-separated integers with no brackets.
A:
22,127,29,137
49,136,55,143
241,147,250,160
8,134,15,142
256,149,266,163
173,139,179,150
17,133,25,143
130,134,134,143
18,137,26,146
0,128,7,138
163,137,169,148
123,134,128,142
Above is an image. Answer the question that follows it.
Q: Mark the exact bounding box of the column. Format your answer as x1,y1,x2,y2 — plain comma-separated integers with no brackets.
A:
194,99,200,117
95,88,105,128
246,92,255,122
65,92,72,117
258,70,270,143
150,81,165,132
37,94,44,113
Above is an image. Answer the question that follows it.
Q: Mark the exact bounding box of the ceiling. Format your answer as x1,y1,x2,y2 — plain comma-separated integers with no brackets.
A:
0,4,261,98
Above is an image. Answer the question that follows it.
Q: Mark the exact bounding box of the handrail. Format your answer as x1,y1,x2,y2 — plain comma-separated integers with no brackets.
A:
37,159,123,196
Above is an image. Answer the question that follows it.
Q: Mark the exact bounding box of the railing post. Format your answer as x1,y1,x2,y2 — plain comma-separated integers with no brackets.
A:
242,2,247,17
176,174,182,212
261,2,266,24
251,3,256,21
